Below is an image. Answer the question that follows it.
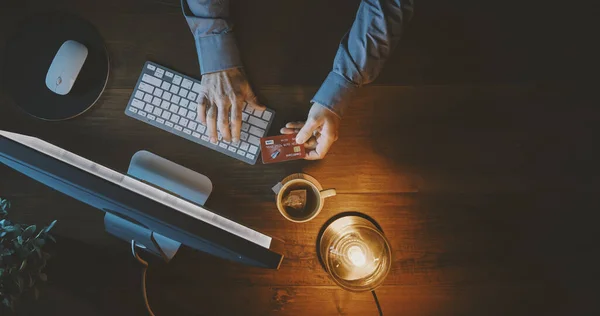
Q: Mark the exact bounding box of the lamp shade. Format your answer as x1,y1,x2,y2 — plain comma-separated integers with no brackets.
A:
319,215,392,292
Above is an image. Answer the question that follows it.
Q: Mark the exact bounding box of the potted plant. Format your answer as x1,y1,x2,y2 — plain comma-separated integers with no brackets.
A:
0,198,56,312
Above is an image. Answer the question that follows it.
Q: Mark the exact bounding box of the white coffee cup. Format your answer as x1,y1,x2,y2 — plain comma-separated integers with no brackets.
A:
272,173,336,223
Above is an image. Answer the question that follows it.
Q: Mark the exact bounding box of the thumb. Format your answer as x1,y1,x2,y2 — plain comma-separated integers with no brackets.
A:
296,118,320,144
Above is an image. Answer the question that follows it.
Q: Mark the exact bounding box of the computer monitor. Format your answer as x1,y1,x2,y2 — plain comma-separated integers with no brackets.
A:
0,130,283,269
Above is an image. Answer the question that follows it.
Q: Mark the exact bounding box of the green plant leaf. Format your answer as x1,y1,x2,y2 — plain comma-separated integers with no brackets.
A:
39,273,47,282
34,286,39,300
44,220,57,233
22,225,36,239
47,234,56,243
19,259,26,272
34,238,45,247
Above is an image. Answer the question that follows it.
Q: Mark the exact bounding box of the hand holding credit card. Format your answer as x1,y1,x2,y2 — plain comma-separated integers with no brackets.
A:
260,134,306,164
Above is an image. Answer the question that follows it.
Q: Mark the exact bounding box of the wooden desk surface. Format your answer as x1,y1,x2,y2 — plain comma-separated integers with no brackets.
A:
0,0,596,315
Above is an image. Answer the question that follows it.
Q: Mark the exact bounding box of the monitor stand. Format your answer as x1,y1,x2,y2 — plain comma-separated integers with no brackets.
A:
104,151,213,262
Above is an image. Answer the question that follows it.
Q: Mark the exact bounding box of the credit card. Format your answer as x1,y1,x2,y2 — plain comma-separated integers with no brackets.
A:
260,134,306,164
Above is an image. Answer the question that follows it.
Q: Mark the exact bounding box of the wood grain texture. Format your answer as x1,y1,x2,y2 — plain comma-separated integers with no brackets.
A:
1,0,598,315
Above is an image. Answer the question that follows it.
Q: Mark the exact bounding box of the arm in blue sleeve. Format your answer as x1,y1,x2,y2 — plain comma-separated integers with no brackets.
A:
182,0,243,74
312,0,414,117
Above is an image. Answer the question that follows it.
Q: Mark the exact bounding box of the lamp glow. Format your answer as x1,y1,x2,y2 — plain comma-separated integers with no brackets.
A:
347,245,366,267
318,214,391,292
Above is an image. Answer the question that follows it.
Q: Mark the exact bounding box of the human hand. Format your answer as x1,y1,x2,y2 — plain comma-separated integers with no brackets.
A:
197,68,265,144
280,102,341,160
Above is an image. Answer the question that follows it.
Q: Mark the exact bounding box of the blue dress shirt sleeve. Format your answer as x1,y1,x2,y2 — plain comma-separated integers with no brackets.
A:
182,0,243,74
313,0,414,117
182,0,413,117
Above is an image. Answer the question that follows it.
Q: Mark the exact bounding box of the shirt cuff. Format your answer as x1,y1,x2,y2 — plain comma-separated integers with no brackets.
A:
195,33,243,74
311,71,359,118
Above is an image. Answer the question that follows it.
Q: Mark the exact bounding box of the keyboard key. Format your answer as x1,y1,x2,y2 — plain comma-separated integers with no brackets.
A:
192,132,201,138
248,116,268,129
165,121,174,128
244,105,253,114
201,135,209,142
139,111,147,117
171,95,181,104
178,108,188,117
142,74,162,87
183,128,192,135
157,118,165,124
169,104,180,113
240,143,249,151
161,81,171,90
196,124,206,134
228,146,237,152
144,104,154,113
163,91,172,100
181,78,193,89
187,111,196,120
192,82,202,93
188,92,197,101
153,88,163,98
160,100,171,109
249,126,265,137
242,112,249,122
249,145,258,154
240,132,249,141
180,118,189,127
246,153,255,160
155,68,164,76
161,111,171,120
132,99,145,109
179,99,189,108
173,75,182,85
139,82,154,94
165,72,173,78
170,85,179,94
188,102,197,111
147,64,156,71
148,114,156,120
253,109,264,117
178,88,189,98
248,135,261,146
262,111,272,120
188,121,198,130
237,149,246,155
152,97,162,106
174,125,183,132
153,108,163,116
241,122,250,132
135,91,144,99
219,142,228,149
128,107,138,113
170,114,180,124
143,94,153,103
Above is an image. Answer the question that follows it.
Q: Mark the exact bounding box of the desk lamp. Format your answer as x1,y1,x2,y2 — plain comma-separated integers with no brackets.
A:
318,213,391,314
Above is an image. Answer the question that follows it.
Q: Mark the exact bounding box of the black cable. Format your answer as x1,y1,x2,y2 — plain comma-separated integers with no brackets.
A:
372,290,383,316
131,240,156,316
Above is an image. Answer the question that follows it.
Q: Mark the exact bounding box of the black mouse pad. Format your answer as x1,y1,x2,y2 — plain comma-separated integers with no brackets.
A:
2,12,109,121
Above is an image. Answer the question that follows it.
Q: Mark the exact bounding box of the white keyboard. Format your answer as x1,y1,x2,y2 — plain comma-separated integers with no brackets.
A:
125,61,275,165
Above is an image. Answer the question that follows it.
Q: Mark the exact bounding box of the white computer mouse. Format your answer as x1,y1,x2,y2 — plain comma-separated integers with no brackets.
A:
45,40,88,95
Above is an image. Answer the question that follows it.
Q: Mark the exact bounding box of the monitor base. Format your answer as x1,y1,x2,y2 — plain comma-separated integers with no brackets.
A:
104,151,213,262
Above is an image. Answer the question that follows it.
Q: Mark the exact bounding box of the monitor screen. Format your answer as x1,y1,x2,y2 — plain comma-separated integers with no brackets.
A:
0,131,283,269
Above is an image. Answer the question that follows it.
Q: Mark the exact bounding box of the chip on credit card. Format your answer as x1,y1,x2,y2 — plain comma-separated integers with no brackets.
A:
260,134,306,164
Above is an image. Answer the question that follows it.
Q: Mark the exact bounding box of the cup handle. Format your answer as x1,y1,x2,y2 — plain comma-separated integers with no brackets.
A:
272,182,284,195
320,189,337,199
